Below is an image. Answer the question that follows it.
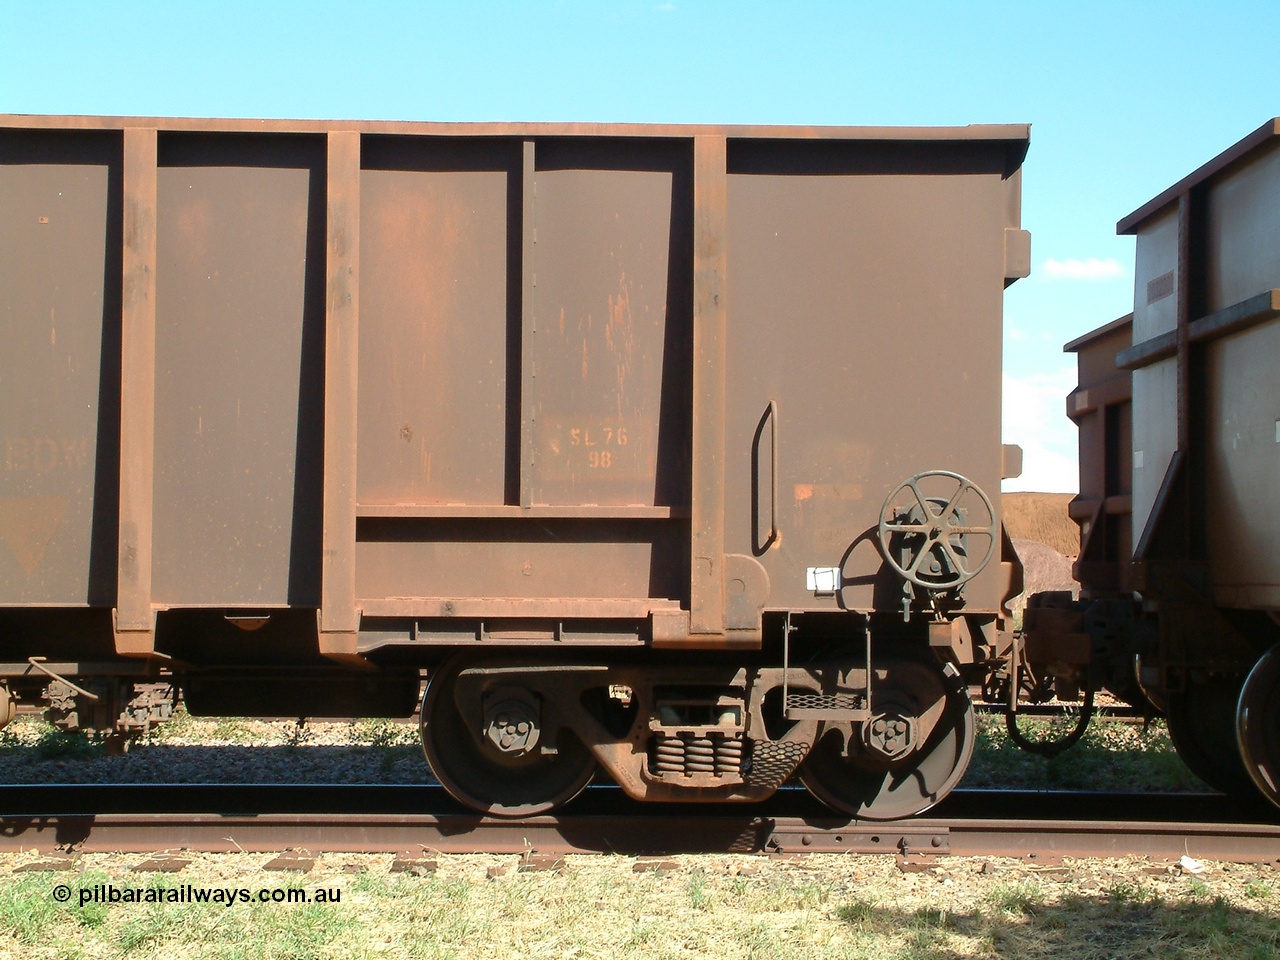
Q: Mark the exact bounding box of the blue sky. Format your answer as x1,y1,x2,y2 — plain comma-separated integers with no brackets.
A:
3,1,1277,491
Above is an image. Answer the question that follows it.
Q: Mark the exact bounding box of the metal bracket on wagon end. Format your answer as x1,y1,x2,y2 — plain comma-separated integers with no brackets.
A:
111,608,157,659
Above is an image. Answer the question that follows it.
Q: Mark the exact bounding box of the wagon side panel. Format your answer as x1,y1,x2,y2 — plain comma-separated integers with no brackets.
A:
723,142,1010,614
0,131,121,606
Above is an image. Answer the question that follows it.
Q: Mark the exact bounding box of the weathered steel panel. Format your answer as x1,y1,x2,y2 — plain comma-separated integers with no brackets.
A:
1197,137,1280,606
527,141,692,508
152,134,324,606
1129,359,1178,551
1204,319,1280,605
1124,126,1280,600
1131,207,1180,343
0,116,1031,647
0,132,120,604
724,143,1007,613
1066,316,1133,594
357,139,519,506
354,518,688,602
1205,137,1280,314
1069,316,1132,389
1128,204,1181,554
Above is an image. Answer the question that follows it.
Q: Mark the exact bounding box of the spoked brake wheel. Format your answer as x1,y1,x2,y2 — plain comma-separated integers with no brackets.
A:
877,471,998,590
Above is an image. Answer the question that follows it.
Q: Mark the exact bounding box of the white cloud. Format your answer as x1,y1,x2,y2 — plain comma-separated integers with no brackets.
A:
1041,257,1125,281
1001,367,1080,493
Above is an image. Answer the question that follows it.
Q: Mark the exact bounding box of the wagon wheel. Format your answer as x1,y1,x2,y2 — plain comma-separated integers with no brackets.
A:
877,472,997,590
1165,676,1256,797
799,655,975,820
420,658,596,817
1238,646,1280,808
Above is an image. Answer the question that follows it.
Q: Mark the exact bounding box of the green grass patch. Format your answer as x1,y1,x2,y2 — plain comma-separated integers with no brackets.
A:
4,855,1280,960
966,713,1207,792
146,703,199,742
987,879,1046,915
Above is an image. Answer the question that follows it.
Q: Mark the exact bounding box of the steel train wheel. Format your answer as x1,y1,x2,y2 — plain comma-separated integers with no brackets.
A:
1165,677,1257,797
1238,645,1280,808
799,656,975,821
420,659,596,818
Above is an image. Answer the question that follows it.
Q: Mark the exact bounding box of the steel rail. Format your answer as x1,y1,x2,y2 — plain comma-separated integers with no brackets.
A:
1,785,1277,862
5,811,1280,863
0,784,1266,819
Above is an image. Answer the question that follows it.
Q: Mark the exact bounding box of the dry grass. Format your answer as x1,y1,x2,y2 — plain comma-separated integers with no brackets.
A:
1,851,1278,959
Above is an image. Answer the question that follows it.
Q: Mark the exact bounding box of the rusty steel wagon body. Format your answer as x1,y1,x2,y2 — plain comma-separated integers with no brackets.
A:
0,115,1031,818
1026,119,1280,807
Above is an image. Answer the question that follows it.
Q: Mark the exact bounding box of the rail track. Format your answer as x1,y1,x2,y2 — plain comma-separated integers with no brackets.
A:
3,785,1277,863
18,698,1151,723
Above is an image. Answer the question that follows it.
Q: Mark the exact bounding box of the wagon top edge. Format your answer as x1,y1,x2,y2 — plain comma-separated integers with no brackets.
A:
0,112,1029,147
1117,117,1280,236
1063,313,1133,354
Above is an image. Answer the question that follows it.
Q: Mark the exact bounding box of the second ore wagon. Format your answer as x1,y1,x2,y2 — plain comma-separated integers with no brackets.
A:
1024,119,1280,811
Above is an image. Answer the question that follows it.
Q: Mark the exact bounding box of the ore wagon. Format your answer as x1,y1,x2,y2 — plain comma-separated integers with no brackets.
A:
0,115,1030,817
1026,119,1280,804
